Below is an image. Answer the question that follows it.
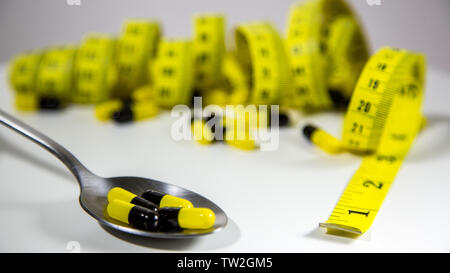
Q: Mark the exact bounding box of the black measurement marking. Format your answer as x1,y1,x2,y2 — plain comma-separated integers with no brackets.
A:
377,63,387,71
262,67,270,79
260,48,269,57
376,155,397,163
368,79,380,90
357,100,371,113
391,133,407,141
160,87,170,97
199,33,208,42
297,87,308,95
348,210,370,217
197,53,208,64
362,180,383,189
351,122,364,134
293,66,305,75
162,67,174,77
260,89,269,99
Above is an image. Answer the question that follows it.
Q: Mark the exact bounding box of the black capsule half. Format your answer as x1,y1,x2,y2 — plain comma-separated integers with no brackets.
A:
278,112,290,127
39,97,62,110
303,124,318,141
107,200,159,231
328,89,350,109
112,104,133,123
142,190,165,206
130,196,158,212
157,207,182,231
128,205,160,231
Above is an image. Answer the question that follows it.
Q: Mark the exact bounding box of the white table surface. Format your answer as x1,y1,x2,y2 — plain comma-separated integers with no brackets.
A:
0,63,449,253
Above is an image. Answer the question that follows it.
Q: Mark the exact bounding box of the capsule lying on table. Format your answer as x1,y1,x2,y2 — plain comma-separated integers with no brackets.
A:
112,100,159,123
302,124,343,154
106,200,215,231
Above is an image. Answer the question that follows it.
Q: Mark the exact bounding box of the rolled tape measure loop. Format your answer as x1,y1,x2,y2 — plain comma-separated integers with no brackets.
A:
234,22,289,106
9,52,43,111
36,46,77,101
319,47,426,234
192,14,226,91
115,20,160,98
73,34,117,103
285,0,369,110
204,53,248,106
152,39,195,108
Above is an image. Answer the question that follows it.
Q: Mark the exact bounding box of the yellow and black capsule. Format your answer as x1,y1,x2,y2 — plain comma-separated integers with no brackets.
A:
112,100,159,123
141,189,193,208
39,97,63,110
190,114,225,145
107,200,215,231
95,99,124,121
158,207,215,231
108,187,158,212
107,200,159,231
302,124,343,154
14,95,63,112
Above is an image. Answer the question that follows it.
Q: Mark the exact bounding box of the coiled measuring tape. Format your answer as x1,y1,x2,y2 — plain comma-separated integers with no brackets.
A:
307,47,426,234
9,51,43,110
192,14,225,91
152,39,194,108
202,53,249,106
72,34,117,103
115,20,160,99
235,22,289,106
285,0,369,110
36,46,77,108
9,47,78,111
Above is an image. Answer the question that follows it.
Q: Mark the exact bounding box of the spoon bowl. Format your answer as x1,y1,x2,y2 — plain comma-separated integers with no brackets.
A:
81,176,227,238
0,109,227,239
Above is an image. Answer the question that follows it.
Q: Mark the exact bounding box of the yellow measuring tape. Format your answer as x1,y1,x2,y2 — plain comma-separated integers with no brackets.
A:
152,39,194,108
285,0,368,110
306,47,426,234
235,22,289,106
36,46,76,101
72,34,117,103
115,20,160,99
9,51,43,111
192,14,226,91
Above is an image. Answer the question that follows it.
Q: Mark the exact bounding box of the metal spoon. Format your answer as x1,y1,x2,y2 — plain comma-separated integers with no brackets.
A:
0,109,227,238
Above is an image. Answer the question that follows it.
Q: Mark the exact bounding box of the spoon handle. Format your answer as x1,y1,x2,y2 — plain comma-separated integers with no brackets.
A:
0,109,94,184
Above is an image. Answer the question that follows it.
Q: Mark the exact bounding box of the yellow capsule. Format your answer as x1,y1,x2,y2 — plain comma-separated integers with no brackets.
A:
191,119,215,145
142,189,193,208
131,85,154,102
108,187,158,212
177,208,215,229
107,200,213,231
107,199,133,224
95,99,123,121
132,100,159,121
112,100,159,123
225,127,257,151
303,125,343,154
108,187,135,203
203,89,229,106
14,93,38,111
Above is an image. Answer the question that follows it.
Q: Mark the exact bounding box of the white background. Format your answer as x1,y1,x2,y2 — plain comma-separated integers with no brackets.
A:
0,0,450,252
1,0,450,73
